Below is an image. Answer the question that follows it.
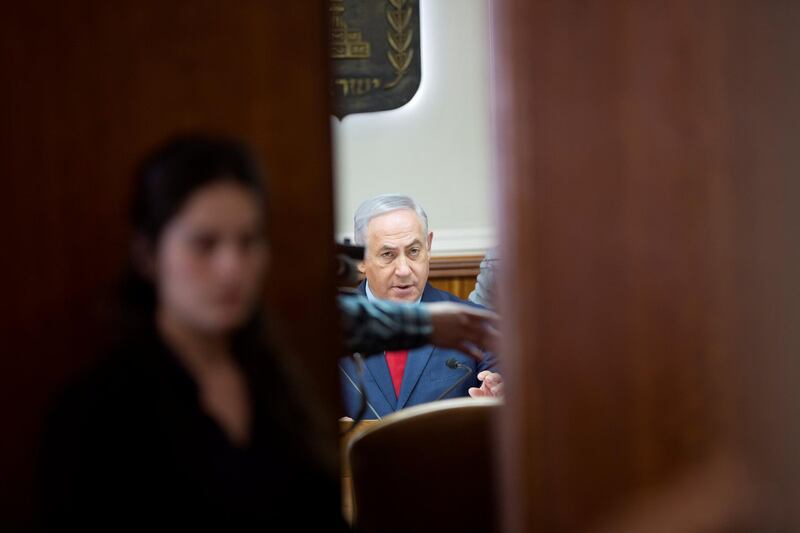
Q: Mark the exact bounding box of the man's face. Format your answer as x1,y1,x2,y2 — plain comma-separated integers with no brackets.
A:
360,209,432,302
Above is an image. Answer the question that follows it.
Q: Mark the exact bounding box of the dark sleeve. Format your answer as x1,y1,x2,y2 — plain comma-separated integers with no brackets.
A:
37,382,120,531
338,294,433,355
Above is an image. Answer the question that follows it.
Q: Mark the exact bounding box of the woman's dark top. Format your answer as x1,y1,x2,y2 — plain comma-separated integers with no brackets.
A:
38,326,347,531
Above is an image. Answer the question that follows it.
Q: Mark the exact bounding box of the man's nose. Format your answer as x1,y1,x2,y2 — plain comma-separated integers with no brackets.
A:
394,255,412,277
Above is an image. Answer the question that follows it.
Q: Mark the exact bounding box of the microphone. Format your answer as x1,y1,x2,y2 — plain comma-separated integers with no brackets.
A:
339,355,382,423
434,358,474,401
445,358,464,370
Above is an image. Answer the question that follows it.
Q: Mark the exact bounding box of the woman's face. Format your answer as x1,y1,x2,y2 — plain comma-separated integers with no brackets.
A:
154,180,268,336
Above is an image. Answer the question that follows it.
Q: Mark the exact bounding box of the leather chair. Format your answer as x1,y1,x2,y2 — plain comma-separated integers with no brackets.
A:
347,397,502,533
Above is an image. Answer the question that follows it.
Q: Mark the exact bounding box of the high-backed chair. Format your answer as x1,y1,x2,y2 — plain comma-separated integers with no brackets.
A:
348,397,502,533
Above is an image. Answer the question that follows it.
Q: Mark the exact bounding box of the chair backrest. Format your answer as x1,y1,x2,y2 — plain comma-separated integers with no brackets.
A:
348,397,502,533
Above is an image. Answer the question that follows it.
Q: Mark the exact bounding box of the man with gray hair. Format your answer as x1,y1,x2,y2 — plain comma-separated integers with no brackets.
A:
340,194,503,419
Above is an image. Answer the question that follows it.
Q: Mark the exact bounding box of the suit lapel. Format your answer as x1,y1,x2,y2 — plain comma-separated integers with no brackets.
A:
396,345,434,409
420,282,441,302
364,352,397,410
359,281,440,411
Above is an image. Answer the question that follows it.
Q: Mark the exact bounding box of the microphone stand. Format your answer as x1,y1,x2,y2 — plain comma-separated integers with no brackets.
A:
434,358,474,401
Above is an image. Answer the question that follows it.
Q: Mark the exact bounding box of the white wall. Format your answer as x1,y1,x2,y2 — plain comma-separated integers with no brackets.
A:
332,0,494,256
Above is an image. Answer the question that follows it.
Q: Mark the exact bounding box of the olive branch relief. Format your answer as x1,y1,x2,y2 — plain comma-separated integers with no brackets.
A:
384,0,413,90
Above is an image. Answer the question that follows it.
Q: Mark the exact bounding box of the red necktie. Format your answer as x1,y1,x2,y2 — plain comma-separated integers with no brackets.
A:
385,350,408,398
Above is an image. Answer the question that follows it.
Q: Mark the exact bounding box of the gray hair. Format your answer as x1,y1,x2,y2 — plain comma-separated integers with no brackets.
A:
353,194,429,246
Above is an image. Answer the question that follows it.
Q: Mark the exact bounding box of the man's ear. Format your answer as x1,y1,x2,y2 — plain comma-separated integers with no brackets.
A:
357,261,366,274
427,231,433,250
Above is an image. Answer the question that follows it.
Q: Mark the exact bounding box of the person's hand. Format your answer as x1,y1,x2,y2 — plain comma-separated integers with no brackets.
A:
425,302,500,360
468,371,504,398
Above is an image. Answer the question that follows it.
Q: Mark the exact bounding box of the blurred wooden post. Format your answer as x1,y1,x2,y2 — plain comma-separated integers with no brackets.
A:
491,1,800,530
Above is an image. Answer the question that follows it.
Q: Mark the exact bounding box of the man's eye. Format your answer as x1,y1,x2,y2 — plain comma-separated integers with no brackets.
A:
409,248,420,256
381,251,394,259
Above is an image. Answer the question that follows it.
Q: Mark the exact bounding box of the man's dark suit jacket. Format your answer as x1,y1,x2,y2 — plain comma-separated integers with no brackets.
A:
339,281,497,419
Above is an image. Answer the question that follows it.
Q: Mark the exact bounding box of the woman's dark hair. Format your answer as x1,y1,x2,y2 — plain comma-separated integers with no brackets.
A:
119,134,267,332
131,134,266,244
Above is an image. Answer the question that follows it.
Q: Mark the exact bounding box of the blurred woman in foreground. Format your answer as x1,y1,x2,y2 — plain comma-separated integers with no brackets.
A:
39,136,346,531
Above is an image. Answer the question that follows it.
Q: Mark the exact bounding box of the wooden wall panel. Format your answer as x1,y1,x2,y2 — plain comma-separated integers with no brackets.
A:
0,2,338,529
429,255,482,301
492,1,800,531
428,277,476,302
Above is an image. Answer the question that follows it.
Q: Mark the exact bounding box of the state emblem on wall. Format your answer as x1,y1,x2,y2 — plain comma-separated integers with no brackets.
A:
330,0,421,119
